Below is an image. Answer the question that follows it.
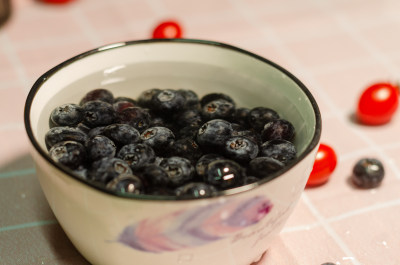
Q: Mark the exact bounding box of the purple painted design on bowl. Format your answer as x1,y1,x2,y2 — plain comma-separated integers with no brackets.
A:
116,196,273,253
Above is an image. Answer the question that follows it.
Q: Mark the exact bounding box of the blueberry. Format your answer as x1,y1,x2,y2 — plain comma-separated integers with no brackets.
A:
134,164,170,188
76,122,91,134
260,139,296,165
117,107,151,132
87,126,106,138
106,173,144,194
233,107,250,128
89,157,132,184
147,187,175,196
177,125,200,139
49,140,86,170
140,126,175,154
50,103,84,127
113,100,136,113
102,123,141,148
244,176,259,185
117,143,155,170
231,129,261,145
45,126,88,150
261,119,295,141
85,135,116,161
82,100,117,128
178,89,200,109
351,158,384,188
175,182,217,198
196,119,233,150
205,159,245,189
149,115,170,128
114,96,137,105
167,137,203,163
195,154,225,179
248,157,284,179
248,107,279,131
200,93,235,106
137,88,162,108
224,136,259,163
73,166,88,179
175,109,203,128
80,88,114,105
151,89,185,114
159,156,195,187
201,99,235,121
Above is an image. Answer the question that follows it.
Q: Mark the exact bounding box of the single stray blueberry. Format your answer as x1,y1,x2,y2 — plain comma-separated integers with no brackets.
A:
351,158,384,188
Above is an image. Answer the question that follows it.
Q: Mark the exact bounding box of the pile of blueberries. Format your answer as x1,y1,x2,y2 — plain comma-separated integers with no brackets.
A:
45,88,297,199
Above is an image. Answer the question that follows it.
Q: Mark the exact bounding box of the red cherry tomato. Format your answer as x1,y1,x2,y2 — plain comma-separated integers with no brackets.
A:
152,21,183,39
357,82,399,125
40,0,74,4
306,143,337,187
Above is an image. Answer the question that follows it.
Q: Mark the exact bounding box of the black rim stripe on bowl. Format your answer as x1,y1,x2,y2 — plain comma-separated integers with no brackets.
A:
24,39,322,201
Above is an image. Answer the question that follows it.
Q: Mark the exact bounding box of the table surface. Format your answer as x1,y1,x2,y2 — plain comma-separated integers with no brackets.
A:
1,0,400,264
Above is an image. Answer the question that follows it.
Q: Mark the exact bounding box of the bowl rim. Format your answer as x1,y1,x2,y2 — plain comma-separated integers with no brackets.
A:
24,38,322,201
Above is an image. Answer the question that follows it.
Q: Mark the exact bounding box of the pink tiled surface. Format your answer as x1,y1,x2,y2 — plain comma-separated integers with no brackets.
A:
1,0,399,264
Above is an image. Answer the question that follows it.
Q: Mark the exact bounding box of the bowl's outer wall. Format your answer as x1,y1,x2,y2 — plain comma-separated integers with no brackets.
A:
26,39,321,265
32,145,317,265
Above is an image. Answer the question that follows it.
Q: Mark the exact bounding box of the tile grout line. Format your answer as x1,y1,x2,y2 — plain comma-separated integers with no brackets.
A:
0,220,58,233
0,168,36,179
69,6,103,47
324,5,400,79
302,194,362,265
327,197,400,223
282,196,400,234
0,32,32,92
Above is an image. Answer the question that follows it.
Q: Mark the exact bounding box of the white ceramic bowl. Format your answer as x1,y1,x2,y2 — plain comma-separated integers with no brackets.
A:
24,39,321,265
